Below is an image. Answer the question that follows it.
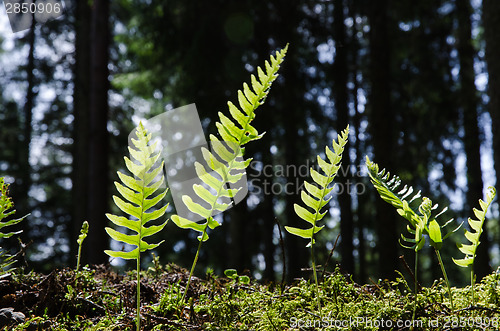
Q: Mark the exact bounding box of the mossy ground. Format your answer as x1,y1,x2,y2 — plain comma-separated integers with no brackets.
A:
1,263,499,330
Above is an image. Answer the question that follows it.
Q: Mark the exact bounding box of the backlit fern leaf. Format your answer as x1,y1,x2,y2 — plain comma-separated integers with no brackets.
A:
171,45,288,241
285,126,349,247
366,157,463,311
0,177,27,271
104,122,168,331
453,186,496,268
365,157,422,228
0,178,26,240
365,157,457,251
105,122,168,260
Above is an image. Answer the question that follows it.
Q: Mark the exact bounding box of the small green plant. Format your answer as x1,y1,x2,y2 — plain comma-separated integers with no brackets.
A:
224,268,250,285
0,177,28,271
104,122,169,331
75,221,89,272
285,126,349,315
366,157,460,318
154,281,184,317
147,252,164,277
171,45,288,304
453,186,496,307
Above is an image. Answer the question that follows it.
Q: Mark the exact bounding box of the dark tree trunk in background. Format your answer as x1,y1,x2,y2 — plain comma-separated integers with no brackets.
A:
368,0,399,279
9,17,37,240
347,0,366,283
85,0,110,264
282,57,307,280
72,0,92,265
271,0,309,281
227,201,252,273
483,0,500,260
252,6,278,283
456,0,490,280
333,0,355,277
261,195,276,281
352,51,366,283
17,20,36,237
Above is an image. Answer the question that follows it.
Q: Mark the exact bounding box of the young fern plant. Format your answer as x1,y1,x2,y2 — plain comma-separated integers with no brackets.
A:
171,45,288,303
76,221,89,272
285,126,349,314
366,156,460,315
0,177,28,271
453,186,496,307
105,122,169,331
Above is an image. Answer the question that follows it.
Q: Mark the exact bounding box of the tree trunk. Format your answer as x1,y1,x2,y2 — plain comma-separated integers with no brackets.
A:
456,0,490,280
368,0,399,279
72,0,92,265
85,0,110,265
347,0,366,283
483,0,500,272
10,17,36,239
333,0,355,277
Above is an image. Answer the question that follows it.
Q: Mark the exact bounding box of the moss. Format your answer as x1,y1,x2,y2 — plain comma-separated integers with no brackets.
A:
2,264,500,330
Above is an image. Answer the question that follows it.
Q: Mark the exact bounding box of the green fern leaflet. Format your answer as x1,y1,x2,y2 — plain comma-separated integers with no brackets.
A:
285,126,349,246
105,122,168,260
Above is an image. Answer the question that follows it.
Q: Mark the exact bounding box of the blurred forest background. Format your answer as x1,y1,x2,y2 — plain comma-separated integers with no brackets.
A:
1,0,500,286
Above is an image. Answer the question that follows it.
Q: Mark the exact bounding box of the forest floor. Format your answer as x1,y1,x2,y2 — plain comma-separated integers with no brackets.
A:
1,263,500,330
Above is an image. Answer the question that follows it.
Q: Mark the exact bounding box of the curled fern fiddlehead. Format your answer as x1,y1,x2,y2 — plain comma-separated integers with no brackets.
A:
171,45,288,303
105,122,168,331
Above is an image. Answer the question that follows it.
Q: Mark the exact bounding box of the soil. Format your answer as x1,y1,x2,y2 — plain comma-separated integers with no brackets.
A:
0,264,215,330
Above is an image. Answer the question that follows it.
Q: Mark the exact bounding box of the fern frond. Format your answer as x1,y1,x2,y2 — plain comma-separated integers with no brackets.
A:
366,157,462,311
0,178,26,239
366,157,422,228
285,126,349,247
453,186,496,268
0,248,15,271
0,177,28,272
105,122,169,260
171,45,288,241
365,157,458,251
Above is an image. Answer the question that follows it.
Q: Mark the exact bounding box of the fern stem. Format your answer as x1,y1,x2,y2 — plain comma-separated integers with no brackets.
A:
470,266,475,309
136,253,141,331
181,225,206,304
180,146,241,303
411,252,418,327
310,238,322,318
434,249,454,311
76,243,82,272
